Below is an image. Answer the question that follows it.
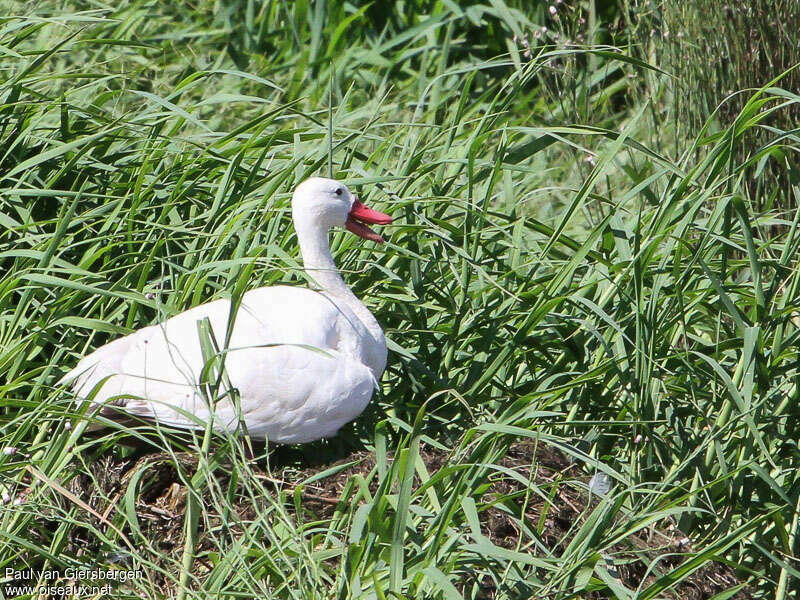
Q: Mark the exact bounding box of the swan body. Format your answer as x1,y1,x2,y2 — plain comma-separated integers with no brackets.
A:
61,178,392,443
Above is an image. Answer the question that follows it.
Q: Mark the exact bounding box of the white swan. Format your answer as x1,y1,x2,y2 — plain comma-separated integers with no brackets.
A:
61,177,392,443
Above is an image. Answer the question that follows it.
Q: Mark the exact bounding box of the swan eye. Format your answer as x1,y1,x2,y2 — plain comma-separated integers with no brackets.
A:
335,188,343,196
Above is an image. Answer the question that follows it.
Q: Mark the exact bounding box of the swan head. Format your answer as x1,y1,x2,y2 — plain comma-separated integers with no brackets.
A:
292,177,392,243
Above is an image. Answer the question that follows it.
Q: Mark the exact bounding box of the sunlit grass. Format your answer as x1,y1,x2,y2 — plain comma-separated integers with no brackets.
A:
0,2,798,599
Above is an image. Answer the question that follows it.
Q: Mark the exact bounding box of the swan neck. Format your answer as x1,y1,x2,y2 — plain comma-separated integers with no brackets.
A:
295,219,387,377
296,223,349,295
296,223,383,335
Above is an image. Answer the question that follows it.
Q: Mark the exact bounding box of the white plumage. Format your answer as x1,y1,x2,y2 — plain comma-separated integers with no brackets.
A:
61,177,392,443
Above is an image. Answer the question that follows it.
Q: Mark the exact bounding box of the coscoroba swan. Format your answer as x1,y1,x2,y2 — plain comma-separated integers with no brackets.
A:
61,177,392,443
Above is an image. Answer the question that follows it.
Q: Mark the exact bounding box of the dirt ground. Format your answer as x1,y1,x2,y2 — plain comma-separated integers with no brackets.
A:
56,440,748,599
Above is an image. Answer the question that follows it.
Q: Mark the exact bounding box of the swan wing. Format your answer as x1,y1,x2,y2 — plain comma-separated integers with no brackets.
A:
107,345,376,443
62,286,376,442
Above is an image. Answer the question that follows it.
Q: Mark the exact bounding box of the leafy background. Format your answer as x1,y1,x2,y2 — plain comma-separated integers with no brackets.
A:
0,1,798,598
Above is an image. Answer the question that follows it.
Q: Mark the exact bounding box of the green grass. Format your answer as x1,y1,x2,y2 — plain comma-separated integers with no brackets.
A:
634,0,800,209
1,1,799,598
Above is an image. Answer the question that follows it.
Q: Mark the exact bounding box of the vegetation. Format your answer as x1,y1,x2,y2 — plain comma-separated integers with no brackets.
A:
638,0,800,206
0,1,798,598
644,1,800,133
